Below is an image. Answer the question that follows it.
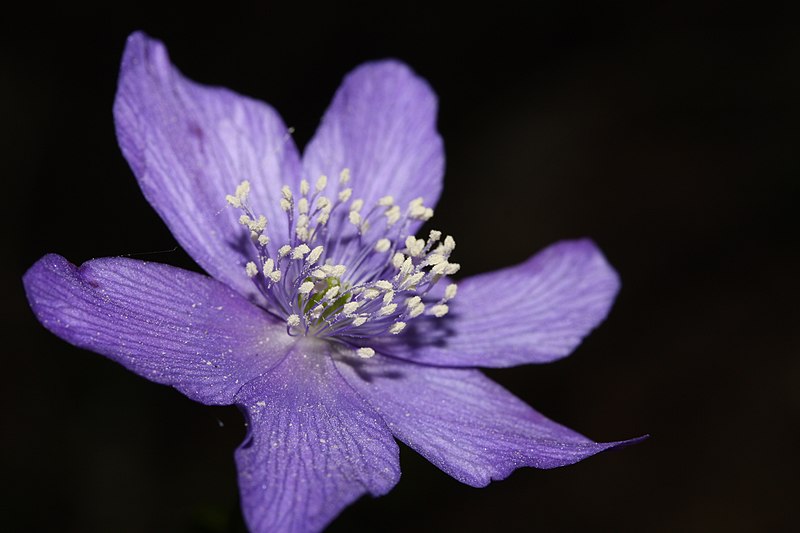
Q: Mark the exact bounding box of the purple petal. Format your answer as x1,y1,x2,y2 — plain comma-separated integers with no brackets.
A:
114,32,301,303
23,254,289,405
375,239,620,367
303,60,444,218
336,354,639,487
234,342,400,533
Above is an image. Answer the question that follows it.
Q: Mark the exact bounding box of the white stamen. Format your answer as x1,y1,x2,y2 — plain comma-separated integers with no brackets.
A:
401,272,424,289
338,188,352,202
239,214,251,225
382,290,395,304
353,316,368,327
311,268,326,279
389,322,406,334
363,288,380,299
430,304,449,317
245,262,258,278
445,283,458,300
374,238,391,253
269,270,282,282
248,215,267,232
227,181,251,207
263,258,275,276
315,175,328,192
392,252,406,269
325,286,340,300
375,280,393,291
236,181,251,200
348,211,361,226
350,199,364,213
298,281,315,295
278,245,292,258
356,347,375,358
258,235,270,246
280,198,291,212
298,197,309,214
409,302,426,318
281,185,292,201
378,195,394,206
445,263,461,275
426,254,445,265
431,262,448,275
307,246,324,265
287,314,300,327
405,236,425,257
385,205,401,225
292,244,310,259
343,301,361,315
300,179,310,196
316,197,331,210
339,168,351,184
429,230,442,241
378,303,397,316
406,296,422,309
400,257,414,277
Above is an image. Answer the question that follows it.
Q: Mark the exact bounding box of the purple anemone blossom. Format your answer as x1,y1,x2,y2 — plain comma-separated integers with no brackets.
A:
24,32,642,533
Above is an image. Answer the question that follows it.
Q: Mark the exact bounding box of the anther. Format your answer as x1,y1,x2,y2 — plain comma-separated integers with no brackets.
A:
444,283,458,300
298,281,315,295
378,303,397,316
430,304,449,317
356,347,375,358
306,246,324,265
292,244,310,260
298,197,309,214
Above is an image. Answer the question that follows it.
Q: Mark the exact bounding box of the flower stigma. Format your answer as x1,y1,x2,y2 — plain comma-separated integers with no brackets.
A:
226,168,459,357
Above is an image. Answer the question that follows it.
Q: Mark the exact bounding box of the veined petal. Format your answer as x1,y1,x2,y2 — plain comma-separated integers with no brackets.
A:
234,341,400,533
23,254,288,405
336,354,641,487
303,60,444,225
114,32,301,303
374,239,620,367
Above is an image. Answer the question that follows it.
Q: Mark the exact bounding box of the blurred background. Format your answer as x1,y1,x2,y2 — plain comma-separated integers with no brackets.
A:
2,1,798,531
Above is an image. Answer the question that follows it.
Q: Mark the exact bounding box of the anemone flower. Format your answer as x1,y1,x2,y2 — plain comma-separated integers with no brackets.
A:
24,32,642,533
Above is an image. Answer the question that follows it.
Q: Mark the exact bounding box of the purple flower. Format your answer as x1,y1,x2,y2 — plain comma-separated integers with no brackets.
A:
24,32,641,533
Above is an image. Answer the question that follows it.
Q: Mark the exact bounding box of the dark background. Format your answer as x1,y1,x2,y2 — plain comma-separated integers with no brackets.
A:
3,2,798,531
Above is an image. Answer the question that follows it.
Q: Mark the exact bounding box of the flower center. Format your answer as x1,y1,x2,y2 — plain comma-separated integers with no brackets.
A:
226,169,458,357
